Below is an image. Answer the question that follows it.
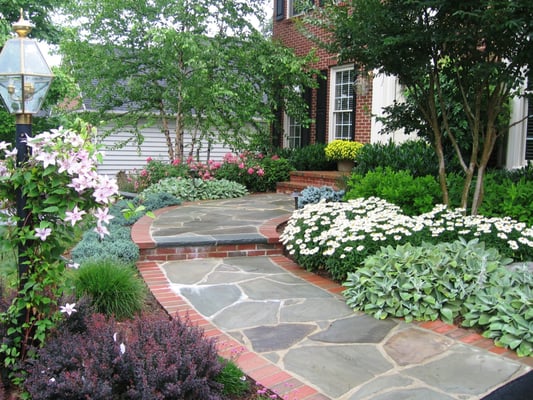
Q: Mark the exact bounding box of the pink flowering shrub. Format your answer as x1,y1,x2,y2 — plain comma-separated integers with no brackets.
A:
0,120,119,368
123,152,291,194
214,152,292,192
132,157,223,192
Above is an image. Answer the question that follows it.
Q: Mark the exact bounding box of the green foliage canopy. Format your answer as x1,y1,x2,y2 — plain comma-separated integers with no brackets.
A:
309,0,532,213
60,0,318,161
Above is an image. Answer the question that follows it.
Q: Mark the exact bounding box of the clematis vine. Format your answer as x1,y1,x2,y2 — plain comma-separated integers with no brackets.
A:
0,120,120,364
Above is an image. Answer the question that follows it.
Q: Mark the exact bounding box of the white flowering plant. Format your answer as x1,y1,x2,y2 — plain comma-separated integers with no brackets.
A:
280,197,533,282
0,120,119,367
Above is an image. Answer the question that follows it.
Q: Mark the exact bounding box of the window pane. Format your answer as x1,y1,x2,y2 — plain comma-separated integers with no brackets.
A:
332,68,354,140
287,116,302,148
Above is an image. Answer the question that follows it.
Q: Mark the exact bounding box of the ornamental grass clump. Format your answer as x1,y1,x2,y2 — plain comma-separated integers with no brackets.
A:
74,259,146,320
324,140,363,161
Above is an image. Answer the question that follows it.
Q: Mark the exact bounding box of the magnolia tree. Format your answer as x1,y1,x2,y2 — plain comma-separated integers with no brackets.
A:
0,120,118,366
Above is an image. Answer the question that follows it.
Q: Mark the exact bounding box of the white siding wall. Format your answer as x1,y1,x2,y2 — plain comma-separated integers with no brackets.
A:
507,93,528,170
371,74,417,144
96,123,233,176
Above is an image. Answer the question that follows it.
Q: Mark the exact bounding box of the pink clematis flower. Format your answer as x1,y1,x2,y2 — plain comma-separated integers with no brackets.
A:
35,227,52,241
65,206,86,226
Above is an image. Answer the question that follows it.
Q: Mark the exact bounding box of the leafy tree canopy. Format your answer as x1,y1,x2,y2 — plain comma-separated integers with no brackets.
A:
0,0,66,44
60,0,318,160
309,0,532,213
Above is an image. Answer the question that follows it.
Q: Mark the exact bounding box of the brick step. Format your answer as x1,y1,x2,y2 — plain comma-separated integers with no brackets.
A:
139,242,285,263
276,170,349,194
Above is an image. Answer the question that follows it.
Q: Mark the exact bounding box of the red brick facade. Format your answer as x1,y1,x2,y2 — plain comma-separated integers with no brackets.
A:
272,0,372,146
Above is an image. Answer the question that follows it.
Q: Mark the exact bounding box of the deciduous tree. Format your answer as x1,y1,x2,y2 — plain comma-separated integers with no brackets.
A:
310,0,532,213
61,0,317,161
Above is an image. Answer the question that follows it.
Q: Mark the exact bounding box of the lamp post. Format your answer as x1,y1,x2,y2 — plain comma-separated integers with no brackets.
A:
0,10,54,285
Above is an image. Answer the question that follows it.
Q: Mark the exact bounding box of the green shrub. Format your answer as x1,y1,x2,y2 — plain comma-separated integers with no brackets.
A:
345,167,441,215
137,159,190,191
354,140,443,177
276,144,336,171
448,171,533,225
142,177,248,201
74,259,146,320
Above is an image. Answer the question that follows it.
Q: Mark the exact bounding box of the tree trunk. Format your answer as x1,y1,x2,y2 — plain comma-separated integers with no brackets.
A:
159,101,174,161
175,109,184,161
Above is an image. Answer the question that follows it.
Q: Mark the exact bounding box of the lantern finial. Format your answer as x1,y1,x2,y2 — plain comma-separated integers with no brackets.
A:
12,9,33,38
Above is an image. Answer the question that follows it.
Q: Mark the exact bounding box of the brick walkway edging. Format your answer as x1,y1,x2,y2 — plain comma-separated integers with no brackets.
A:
133,212,533,400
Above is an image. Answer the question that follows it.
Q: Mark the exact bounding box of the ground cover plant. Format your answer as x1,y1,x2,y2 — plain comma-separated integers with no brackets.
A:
343,239,532,357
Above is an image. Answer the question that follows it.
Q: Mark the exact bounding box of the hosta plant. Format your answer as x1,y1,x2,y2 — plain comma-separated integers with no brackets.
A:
141,177,248,201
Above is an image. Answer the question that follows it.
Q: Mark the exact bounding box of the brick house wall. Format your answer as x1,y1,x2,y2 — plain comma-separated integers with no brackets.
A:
272,0,373,146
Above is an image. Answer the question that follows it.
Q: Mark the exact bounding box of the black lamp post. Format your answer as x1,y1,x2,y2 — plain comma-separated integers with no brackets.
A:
0,10,54,285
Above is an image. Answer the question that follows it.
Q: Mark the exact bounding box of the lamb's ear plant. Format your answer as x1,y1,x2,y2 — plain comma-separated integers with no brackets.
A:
461,264,533,357
0,120,119,378
343,238,509,324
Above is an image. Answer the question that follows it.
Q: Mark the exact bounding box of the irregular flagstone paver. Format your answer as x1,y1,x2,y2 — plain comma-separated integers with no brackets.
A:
180,284,242,317
163,258,219,284
225,255,286,274
404,346,523,396
211,301,280,330
364,388,456,400
310,314,397,344
243,323,317,352
240,277,330,300
346,374,415,399
280,298,354,322
384,328,454,366
283,345,393,398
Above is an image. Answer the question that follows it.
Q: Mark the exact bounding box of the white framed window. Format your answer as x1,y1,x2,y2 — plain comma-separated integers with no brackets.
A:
329,65,355,141
288,0,313,18
284,114,302,148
